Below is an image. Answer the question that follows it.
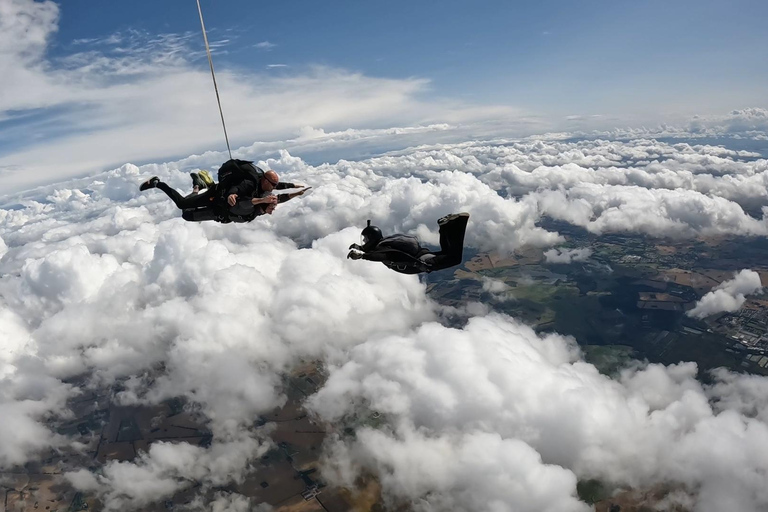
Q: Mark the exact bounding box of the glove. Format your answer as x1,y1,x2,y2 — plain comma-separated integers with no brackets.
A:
419,254,436,267
349,243,363,250
347,249,364,260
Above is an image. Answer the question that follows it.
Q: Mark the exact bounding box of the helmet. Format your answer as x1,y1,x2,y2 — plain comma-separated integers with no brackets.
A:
361,220,382,250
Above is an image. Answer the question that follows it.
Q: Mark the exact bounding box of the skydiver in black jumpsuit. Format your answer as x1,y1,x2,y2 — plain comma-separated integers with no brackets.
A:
347,213,470,274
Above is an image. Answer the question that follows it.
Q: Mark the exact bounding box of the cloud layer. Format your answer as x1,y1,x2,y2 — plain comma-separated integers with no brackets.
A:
3,2,768,510
1,134,768,509
309,316,768,512
5,0,767,196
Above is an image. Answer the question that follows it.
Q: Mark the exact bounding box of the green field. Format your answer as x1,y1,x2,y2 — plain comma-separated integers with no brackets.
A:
649,332,751,377
582,345,638,376
429,246,768,382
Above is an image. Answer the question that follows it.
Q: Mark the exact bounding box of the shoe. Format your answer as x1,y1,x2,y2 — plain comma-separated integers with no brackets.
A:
438,212,469,226
139,176,160,191
190,172,206,189
198,170,215,187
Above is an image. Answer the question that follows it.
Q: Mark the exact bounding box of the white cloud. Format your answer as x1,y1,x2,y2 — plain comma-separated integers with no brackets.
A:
0,394,68,467
3,131,768,508
354,137,768,239
4,3,768,511
0,0,58,70
528,108,768,147
66,436,268,510
326,428,589,512
689,108,768,134
254,41,276,50
4,4,768,199
687,269,764,319
309,315,768,511
708,368,768,424
206,492,270,512
0,154,449,476
544,247,592,264
481,276,511,295
0,0,530,194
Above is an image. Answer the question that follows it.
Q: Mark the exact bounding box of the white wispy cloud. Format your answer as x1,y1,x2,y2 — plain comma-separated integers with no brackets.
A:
254,40,275,50
0,0,529,194
539,107,768,143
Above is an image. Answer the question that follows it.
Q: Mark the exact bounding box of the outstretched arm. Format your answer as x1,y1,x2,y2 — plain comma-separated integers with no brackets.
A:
275,182,307,190
360,250,390,262
349,247,430,265
367,249,432,265
251,195,278,206
276,187,312,204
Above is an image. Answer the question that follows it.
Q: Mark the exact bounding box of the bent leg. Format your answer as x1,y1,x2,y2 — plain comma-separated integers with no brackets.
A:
433,213,469,268
157,182,213,210
181,207,220,223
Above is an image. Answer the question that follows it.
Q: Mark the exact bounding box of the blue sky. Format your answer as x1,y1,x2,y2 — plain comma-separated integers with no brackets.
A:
1,0,767,192
50,0,767,111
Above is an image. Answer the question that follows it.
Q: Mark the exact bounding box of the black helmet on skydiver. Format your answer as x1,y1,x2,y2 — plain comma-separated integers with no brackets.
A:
361,220,382,250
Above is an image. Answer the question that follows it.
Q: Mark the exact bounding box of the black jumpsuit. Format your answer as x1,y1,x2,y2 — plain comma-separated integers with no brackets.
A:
362,214,469,274
156,177,297,223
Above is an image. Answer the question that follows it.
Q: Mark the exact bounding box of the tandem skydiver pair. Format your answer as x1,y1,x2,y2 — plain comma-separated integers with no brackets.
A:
139,159,310,224
139,159,468,274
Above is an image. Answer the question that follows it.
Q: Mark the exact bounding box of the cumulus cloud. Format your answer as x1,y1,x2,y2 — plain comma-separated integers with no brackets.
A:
3,5,768,512
689,108,768,135
3,133,768,509
324,428,589,512
481,276,511,293
0,391,69,467
544,247,592,264
0,148,455,509
343,137,768,238
67,436,268,510
687,269,764,319
204,492,271,512
708,368,768,424
309,315,768,512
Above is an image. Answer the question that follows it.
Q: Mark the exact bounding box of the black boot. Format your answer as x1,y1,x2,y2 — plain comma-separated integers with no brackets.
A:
139,176,160,191
190,173,207,190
